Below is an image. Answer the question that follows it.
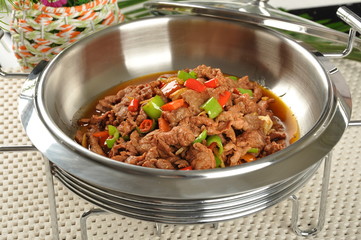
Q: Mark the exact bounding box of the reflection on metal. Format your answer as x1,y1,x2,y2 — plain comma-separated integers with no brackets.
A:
44,158,60,240
289,153,332,236
324,7,361,58
0,145,37,152
145,2,361,52
1,2,360,238
0,67,29,79
349,120,361,127
47,153,334,238
155,222,163,236
80,208,110,240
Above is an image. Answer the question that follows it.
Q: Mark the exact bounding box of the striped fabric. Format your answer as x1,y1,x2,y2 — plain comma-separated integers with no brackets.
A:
10,0,124,70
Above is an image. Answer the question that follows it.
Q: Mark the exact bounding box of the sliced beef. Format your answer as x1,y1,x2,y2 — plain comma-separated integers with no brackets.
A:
257,97,274,116
181,89,209,115
125,154,146,165
89,111,116,131
227,147,249,166
76,65,292,170
74,130,85,144
237,130,267,150
263,140,286,156
167,156,190,169
186,143,216,170
233,94,259,114
96,94,123,113
157,126,195,147
88,134,106,156
162,107,193,127
155,159,175,170
111,152,131,162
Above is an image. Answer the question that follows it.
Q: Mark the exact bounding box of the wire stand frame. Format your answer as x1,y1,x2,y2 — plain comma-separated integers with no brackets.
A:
40,153,332,240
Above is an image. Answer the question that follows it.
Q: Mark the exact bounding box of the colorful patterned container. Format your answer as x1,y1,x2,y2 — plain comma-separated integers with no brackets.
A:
10,0,124,70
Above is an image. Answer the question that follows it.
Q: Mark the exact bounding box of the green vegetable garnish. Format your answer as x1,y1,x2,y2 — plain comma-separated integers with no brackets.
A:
206,135,224,155
193,129,207,143
247,147,259,153
214,154,225,168
177,70,197,81
207,135,225,168
228,76,238,81
237,88,253,97
142,95,165,119
200,97,223,119
105,125,120,148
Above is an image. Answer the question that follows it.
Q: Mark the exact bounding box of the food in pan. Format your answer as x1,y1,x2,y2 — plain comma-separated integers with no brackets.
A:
75,65,299,170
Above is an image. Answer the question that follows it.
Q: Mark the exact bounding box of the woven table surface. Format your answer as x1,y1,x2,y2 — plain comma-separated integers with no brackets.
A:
0,59,360,240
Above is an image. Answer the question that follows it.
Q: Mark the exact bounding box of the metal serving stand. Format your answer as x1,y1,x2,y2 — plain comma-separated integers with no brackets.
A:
1,1,361,239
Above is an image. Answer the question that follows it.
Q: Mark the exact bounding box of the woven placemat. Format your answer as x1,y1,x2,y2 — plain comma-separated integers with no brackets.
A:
0,59,360,240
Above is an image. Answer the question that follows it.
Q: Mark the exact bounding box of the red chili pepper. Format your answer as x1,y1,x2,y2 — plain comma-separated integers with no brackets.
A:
204,78,218,88
180,166,193,170
184,78,206,93
93,131,108,138
208,142,217,151
161,99,185,111
158,117,171,132
218,91,231,107
139,119,154,133
93,131,109,146
242,153,257,162
128,98,139,112
161,80,182,97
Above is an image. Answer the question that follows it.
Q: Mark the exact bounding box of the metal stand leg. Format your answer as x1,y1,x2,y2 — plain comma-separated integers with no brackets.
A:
44,157,60,240
289,152,332,236
80,208,110,240
155,222,163,236
212,222,219,229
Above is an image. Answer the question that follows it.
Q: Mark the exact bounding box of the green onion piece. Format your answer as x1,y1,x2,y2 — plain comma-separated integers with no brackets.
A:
193,129,207,143
106,125,120,148
200,97,223,119
177,70,197,81
206,135,224,155
247,147,259,153
142,95,165,119
237,88,253,97
229,76,238,81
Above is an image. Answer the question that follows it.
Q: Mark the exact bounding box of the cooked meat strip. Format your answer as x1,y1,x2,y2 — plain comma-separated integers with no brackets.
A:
186,143,216,170
75,64,295,170
88,134,106,156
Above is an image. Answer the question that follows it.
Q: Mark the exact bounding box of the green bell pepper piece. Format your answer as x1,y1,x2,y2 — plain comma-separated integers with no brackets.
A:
105,125,120,148
177,70,197,81
142,95,165,119
214,154,225,168
207,135,225,168
228,76,238,81
193,129,207,143
237,88,253,97
247,147,259,153
200,97,223,119
206,135,224,155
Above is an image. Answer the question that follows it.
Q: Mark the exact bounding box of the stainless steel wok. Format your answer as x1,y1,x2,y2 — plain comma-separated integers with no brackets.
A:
0,4,360,224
